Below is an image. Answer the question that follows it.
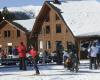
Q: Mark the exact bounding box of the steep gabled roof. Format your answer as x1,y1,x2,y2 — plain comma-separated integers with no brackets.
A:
14,19,35,32
47,0,100,37
0,20,28,33
11,22,28,33
0,20,8,29
30,2,51,38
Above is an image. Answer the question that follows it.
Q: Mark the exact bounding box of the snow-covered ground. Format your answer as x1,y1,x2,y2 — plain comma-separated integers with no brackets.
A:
0,60,100,80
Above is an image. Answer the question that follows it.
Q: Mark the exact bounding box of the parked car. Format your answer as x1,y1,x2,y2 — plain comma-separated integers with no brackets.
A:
0,55,19,65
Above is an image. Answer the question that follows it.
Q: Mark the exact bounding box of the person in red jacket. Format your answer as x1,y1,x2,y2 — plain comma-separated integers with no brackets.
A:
29,45,40,75
17,42,27,70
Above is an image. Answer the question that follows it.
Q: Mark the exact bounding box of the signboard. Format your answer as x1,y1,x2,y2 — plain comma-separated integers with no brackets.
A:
7,43,12,46
0,45,2,48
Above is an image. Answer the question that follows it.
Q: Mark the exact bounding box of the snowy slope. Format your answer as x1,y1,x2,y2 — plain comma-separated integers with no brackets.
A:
0,60,100,80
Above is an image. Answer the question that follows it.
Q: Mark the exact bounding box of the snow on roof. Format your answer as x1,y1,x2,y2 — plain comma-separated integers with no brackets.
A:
14,19,35,31
50,0,100,37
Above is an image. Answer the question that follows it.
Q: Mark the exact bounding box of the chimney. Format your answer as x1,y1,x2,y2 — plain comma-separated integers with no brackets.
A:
53,0,60,4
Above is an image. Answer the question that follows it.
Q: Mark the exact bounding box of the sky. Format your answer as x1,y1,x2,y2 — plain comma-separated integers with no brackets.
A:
0,0,44,8
0,0,100,8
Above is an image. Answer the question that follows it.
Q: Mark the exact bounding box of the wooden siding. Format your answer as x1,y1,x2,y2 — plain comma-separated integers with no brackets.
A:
0,21,27,50
32,4,75,53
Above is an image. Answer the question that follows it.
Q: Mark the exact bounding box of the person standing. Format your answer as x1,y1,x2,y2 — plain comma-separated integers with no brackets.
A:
17,42,27,70
42,50,48,64
88,42,98,69
29,45,40,75
63,49,69,68
96,40,100,68
12,46,18,56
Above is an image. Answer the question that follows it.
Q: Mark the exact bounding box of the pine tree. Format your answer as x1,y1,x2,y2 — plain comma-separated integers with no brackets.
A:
0,11,3,22
2,7,15,21
2,7,9,19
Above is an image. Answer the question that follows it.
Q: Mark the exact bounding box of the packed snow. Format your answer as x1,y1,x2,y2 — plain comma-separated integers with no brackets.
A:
50,0,100,37
0,60,100,80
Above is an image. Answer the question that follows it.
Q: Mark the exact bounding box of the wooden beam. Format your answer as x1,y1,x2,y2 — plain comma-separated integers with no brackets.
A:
75,38,81,60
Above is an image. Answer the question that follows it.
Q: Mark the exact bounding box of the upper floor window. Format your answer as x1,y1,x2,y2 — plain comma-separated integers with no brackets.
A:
39,30,42,34
17,30,20,37
56,24,61,33
44,13,49,22
8,31,10,37
66,29,68,33
4,31,7,37
46,26,50,34
4,30,11,38
56,14,60,20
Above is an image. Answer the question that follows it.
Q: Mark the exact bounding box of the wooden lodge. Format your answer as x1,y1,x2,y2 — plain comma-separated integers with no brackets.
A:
0,20,28,54
30,1,76,55
30,0,100,59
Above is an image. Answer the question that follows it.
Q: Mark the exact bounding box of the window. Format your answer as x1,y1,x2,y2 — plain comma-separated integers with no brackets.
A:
55,41,62,49
43,28,45,34
44,13,49,22
56,24,61,33
46,26,50,34
4,31,7,37
47,41,51,49
66,29,68,33
4,30,11,38
56,14,60,20
8,30,10,37
17,30,20,37
40,40,43,49
39,30,42,34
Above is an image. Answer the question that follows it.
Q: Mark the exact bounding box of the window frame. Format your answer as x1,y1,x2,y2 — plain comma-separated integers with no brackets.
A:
4,30,11,38
46,41,51,49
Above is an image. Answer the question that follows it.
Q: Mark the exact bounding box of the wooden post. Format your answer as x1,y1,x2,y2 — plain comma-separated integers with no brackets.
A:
75,38,81,60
